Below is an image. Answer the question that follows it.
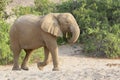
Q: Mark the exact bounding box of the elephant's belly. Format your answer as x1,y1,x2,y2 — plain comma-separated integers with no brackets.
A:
21,43,43,49
19,37,44,49
20,42,44,49
18,27,44,49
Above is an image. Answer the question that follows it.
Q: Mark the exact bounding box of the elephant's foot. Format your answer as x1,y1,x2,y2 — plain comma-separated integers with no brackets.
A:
37,62,47,70
12,66,21,71
52,67,59,71
38,62,48,66
37,66,44,70
21,65,29,70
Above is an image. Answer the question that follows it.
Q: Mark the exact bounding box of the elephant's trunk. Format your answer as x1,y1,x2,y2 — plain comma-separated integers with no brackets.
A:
68,25,80,43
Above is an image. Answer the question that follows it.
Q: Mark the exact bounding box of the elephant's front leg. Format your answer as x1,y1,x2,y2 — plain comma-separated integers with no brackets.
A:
46,41,59,71
50,46,59,71
37,46,51,70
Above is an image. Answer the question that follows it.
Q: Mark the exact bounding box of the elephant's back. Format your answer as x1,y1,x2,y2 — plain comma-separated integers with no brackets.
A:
9,15,40,38
15,14,40,26
10,15,42,37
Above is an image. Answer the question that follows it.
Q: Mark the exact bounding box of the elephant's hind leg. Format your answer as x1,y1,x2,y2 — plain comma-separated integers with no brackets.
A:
21,49,33,70
12,48,21,70
37,46,51,70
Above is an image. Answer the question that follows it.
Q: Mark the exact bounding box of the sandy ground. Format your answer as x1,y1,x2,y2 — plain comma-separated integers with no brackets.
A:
0,44,120,80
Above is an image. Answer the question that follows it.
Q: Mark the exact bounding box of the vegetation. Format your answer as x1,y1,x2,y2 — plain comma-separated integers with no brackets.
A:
0,19,12,64
13,6,41,17
0,0,120,64
0,0,9,18
55,0,120,58
0,0,12,64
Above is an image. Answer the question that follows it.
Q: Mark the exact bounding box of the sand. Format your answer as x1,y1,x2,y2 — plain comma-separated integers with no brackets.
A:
0,44,120,80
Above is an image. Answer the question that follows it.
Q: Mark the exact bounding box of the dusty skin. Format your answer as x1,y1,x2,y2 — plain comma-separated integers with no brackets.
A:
0,44,120,80
9,13,80,71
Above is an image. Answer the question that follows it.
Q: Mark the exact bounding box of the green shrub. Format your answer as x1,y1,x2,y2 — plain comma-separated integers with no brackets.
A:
34,0,56,15
13,6,41,17
0,19,12,64
102,24,120,58
0,0,12,64
56,0,76,13
0,0,11,19
13,0,56,16
0,0,9,12
56,0,120,58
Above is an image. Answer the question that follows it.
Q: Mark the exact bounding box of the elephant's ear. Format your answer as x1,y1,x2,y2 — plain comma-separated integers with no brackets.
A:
41,14,63,37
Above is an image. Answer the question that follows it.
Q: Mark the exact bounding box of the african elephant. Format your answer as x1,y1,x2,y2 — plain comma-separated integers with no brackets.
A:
9,13,80,71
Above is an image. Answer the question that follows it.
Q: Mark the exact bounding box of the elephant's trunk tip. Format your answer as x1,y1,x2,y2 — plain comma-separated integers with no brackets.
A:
68,26,80,43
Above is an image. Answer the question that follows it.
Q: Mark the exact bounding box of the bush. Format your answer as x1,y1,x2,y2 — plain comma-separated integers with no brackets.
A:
54,0,120,58
13,0,56,16
13,6,41,17
0,0,12,64
0,0,10,18
102,24,120,58
0,19,12,64
34,0,56,15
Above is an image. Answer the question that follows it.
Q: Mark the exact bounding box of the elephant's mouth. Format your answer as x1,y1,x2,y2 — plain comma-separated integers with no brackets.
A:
65,32,72,40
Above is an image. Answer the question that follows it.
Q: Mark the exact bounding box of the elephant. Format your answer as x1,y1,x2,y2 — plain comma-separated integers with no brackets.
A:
9,13,80,71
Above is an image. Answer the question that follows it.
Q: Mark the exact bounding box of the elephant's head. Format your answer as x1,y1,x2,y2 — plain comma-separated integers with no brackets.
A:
40,13,80,43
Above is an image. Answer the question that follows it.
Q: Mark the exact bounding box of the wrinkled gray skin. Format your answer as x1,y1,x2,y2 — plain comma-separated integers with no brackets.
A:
9,13,80,71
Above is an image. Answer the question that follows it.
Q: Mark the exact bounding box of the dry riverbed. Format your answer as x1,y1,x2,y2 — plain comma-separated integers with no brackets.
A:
0,44,120,80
